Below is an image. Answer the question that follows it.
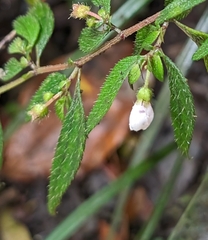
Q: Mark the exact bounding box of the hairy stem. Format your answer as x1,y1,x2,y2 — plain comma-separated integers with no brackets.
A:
0,62,72,95
0,11,160,95
75,12,160,66
0,30,16,50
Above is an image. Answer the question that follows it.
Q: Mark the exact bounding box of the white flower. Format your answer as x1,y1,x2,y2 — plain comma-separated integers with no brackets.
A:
129,100,154,131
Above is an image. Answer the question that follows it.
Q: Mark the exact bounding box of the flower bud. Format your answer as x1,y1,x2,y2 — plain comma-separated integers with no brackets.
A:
129,100,154,131
70,4,90,19
28,104,49,121
137,87,153,102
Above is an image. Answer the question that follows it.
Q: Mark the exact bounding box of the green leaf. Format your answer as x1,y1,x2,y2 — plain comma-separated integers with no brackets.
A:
48,79,86,215
27,72,68,120
174,20,208,71
128,63,141,85
29,2,54,61
174,20,208,45
86,55,137,134
162,54,195,154
0,122,3,169
164,0,191,19
192,38,208,60
13,14,40,50
164,0,173,6
148,52,164,81
55,95,71,122
2,58,24,81
156,0,205,25
134,25,160,55
8,37,27,55
92,0,111,13
78,27,110,53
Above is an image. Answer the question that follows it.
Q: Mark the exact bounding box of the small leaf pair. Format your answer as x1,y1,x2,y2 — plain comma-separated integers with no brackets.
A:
48,55,138,214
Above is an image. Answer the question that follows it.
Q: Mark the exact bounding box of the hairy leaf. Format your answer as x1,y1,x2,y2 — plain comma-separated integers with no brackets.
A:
128,63,141,85
8,37,27,55
48,79,86,215
148,52,164,81
2,58,24,81
86,56,137,134
79,27,110,53
13,14,40,50
156,0,205,25
27,72,67,119
164,0,174,6
162,54,195,154
174,20,208,70
92,0,111,13
192,38,208,60
29,1,54,61
134,25,160,55
55,95,71,122
175,20,208,45
0,122,3,169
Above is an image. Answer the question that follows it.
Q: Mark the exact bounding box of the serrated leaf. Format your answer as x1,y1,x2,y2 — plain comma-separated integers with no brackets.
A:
192,38,208,60
0,122,3,169
162,54,195,154
174,20,208,71
164,0,191,19
29,2,54,61
13,14,40,50
8,37,27,55
174,20,208,45
134,25,160,55
164,0,173,6
48,79,86,215
156,0,205,25
86,56,137,134
55,95,71,122
79,27,110,53
148,52,164,81
27,72,67,119
128,63,141,85
2,58,24,81
92,0,111,13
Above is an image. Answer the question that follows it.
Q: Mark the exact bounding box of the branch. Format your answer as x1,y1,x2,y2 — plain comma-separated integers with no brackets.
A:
0,62,72,95
75,11,160,66
0,11,160,95
0,30,16,50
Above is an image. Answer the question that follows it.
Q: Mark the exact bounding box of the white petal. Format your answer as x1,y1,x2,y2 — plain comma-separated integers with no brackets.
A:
129,101,154,131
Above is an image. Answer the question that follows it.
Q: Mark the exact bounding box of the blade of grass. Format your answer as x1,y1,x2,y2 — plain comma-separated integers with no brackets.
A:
45,142,176,240
168,168,208,240
136,152,184,240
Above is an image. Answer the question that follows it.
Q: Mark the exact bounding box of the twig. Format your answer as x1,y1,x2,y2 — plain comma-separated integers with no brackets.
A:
75,11,160,66
0,62,72,95
0,30,16,50
0,11,160,95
